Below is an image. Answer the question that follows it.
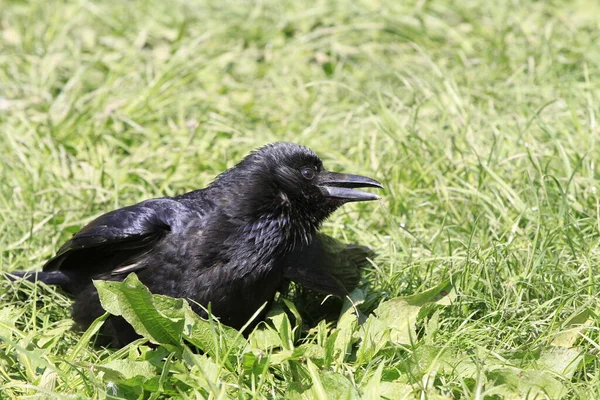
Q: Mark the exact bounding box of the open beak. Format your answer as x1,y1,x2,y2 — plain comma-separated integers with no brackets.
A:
318,171,383,202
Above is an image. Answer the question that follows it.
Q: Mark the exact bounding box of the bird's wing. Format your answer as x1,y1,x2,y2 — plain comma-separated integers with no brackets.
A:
282,232,374,296
43,198,197,275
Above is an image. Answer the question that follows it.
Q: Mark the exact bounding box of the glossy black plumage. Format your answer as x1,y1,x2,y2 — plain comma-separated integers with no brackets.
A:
8,142,382,346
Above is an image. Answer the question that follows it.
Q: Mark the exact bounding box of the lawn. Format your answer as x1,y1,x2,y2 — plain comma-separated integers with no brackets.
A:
1,0,600,398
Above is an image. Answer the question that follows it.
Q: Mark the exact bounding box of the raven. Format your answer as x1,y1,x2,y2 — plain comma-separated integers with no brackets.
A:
8,142,382,346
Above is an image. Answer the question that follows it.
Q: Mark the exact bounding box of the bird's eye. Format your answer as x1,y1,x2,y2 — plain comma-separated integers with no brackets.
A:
300,167,315,180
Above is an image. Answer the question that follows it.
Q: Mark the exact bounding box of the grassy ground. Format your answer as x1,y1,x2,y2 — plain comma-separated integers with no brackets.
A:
1,0,600,398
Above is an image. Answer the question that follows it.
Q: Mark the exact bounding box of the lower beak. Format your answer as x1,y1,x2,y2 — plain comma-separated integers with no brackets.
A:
318,171,383,202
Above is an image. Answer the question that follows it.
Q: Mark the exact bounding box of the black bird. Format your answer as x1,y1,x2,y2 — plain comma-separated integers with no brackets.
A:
8,142,382,346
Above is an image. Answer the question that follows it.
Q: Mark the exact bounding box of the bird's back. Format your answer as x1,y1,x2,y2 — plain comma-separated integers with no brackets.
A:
42,192,214,287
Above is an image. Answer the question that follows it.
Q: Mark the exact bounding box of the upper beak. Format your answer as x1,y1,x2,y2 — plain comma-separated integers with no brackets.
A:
317,171,383,202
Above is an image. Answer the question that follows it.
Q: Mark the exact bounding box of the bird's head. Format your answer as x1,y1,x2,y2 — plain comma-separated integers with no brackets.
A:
213,142,382,232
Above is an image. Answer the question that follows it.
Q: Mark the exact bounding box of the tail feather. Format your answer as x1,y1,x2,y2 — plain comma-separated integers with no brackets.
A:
5,270,74,288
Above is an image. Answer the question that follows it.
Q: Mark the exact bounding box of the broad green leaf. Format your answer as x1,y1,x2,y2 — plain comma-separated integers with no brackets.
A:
269,348,296,364
306,358,328,400
536,346,583,380
357,277,455,355
282,298,303,341
424,310,441,344
101,359,157,380
334,289,364,364
241,350,271,376
267,306,294,350
380,382,416,400
319,371,360,400
0,306,21,340
486,367,567,399
94,274,187,348
95,273,245,361
401,278,456,307
299,343,326,366
179,347,224,394
407,345,454,375
184,313,245,365
324,329,340,369
39,369,57,392
392,345,481,382
306,359,359,400
370,297,420,345
96,359,160,390
285,382,306,400
362,362,384,400
551,308,592,347
248,325,282,351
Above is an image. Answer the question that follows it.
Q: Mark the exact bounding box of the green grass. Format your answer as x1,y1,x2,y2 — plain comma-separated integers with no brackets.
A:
1,0,600,398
